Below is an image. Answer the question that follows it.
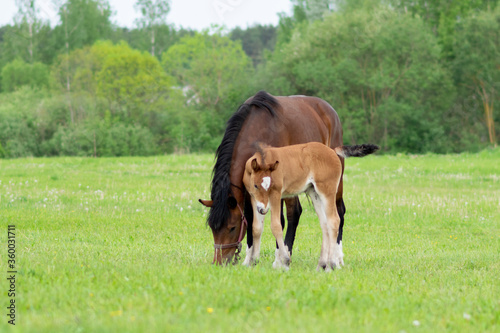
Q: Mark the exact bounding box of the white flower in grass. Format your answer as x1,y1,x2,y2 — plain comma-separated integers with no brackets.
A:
136,209,140,212
412,320,420,327
463,313,471,320
79,184,81,187
180,207,183,212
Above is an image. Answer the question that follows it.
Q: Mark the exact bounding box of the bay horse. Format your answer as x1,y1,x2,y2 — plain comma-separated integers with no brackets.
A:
243,142,379,271
199,91,344,265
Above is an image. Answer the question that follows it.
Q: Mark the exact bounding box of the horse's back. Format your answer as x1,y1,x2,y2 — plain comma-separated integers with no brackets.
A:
275,95,343,149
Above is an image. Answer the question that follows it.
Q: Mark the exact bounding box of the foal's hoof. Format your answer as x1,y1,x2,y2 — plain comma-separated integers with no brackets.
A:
317,261,336,272
273,249,290,270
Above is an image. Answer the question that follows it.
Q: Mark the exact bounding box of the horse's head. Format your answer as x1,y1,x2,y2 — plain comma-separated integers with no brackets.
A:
199,194,248,265
243,154,279,216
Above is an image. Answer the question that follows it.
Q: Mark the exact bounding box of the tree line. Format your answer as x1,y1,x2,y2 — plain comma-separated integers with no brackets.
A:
0,0,498,158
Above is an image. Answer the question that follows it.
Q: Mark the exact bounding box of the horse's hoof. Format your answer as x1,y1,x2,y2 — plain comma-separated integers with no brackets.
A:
317,262,327,272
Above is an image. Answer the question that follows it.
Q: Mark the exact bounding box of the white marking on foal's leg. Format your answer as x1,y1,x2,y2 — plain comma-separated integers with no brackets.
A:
261,177,271,191
273,245,290,271
308,189,330,271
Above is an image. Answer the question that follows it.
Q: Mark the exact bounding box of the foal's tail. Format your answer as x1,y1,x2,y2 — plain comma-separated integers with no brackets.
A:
334,144,380,158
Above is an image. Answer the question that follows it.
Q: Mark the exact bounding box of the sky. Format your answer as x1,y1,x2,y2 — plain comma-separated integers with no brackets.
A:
0,0,293,30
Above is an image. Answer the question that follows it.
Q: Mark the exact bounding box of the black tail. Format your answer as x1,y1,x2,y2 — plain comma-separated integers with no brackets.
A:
335,144,380,158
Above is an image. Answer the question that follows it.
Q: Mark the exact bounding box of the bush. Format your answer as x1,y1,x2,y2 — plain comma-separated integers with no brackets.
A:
44,122,158,157
1,59,49,92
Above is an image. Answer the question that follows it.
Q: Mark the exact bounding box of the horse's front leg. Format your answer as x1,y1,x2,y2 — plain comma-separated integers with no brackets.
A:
270,192,290,269
284,197,302,256
243,197,264,266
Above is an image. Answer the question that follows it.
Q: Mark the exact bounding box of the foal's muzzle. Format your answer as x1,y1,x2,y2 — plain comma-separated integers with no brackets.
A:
256,202,268,215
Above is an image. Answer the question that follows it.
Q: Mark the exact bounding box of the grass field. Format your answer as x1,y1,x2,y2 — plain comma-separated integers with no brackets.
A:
1,149,499,332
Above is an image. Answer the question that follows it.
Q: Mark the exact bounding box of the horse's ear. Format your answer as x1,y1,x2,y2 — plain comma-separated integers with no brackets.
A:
198,199,213,208
269,161,279,172
251,158,259,171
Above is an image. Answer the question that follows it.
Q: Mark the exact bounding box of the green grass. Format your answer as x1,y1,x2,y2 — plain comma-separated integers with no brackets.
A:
1,149,499,332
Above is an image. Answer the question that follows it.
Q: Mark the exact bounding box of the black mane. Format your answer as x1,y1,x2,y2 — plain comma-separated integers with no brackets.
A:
208,91,279,231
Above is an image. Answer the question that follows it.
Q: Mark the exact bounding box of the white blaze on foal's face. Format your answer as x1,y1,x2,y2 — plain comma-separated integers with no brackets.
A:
261,176,271,191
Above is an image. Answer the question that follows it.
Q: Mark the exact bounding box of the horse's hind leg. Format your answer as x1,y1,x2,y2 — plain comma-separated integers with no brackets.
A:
336,198,346,266
284,197,302,256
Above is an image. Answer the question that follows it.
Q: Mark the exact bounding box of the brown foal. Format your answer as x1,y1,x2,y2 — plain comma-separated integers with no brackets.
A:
243,142,379,271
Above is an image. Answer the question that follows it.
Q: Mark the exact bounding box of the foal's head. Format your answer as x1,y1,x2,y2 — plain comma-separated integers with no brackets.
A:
243,154,279,215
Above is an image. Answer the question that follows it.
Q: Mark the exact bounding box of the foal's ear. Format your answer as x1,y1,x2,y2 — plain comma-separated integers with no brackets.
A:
269,160,279,172
198,199,213,208
251,158,260,171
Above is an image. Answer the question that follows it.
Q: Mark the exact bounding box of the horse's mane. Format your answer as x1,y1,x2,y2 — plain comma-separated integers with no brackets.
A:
208,91,279,231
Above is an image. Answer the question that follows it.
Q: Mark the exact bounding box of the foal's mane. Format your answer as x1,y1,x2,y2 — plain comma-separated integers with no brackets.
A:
208,91,279,231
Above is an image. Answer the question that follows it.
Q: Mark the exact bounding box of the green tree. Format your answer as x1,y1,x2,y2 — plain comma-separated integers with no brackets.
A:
0,1,52,67
390,0,498,58
264,7,455,152
54,0,112,52
293,0,335,21
453,8,500,146
162,31,252,113
95,41,173,127
162,30,254,150
14,0,38,63
134,0,171,57
230,25,277,67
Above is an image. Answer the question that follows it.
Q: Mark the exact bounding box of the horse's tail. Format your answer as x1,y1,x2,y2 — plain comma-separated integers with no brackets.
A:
334,144,380,158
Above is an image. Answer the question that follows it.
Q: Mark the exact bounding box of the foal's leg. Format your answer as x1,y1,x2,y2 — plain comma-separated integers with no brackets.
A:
284,197,302,256
324,197,341,270
270,193,290,269
307,188,330,271
243,198,264,266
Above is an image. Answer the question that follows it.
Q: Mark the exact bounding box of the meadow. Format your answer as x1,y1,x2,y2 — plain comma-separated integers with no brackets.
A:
1,149,499,332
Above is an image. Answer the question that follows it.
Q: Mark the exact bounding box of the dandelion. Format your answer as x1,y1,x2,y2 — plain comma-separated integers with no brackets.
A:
266,306,271,311
179,291,183,296
207,308,214,314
